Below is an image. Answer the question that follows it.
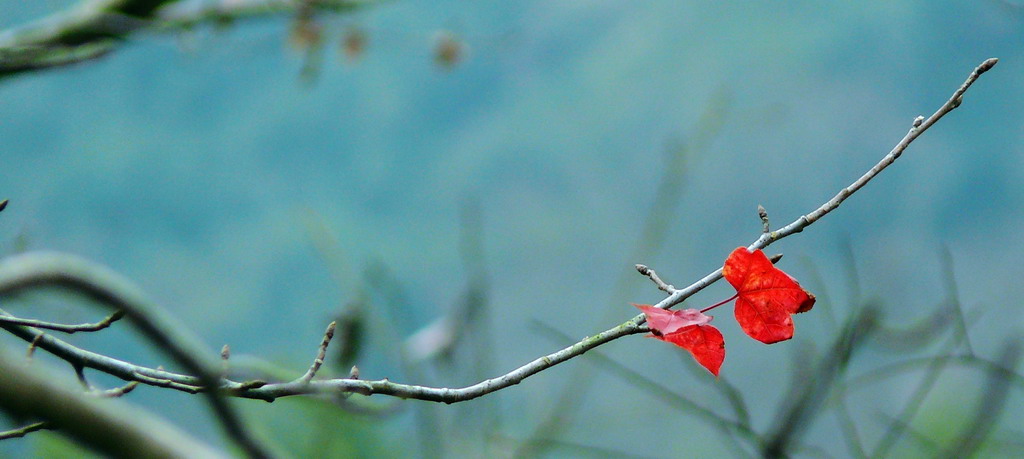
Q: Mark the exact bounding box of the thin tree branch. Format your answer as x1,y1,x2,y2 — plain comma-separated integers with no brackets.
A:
647,57,998,315
0,421,53,440
0,309,124,333
0,0,372,78
0,59,998,409
637,254,782,296
635,264,676,294
297,321,336,383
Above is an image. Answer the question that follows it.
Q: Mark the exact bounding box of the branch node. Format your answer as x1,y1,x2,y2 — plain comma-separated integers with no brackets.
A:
237,380,267,390
349,365,360,380
95,381,139,398
912,115,924,128
26,334,44,359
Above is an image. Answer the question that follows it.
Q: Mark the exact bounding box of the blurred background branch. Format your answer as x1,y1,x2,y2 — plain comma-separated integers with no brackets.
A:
0,0,372,77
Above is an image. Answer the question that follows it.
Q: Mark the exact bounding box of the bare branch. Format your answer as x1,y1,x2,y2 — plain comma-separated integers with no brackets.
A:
297,321,337,383
0,60,998,408
646,58,998,314
0,310,124,333
0,0,374,78
0,421,52,440
635,264,675,293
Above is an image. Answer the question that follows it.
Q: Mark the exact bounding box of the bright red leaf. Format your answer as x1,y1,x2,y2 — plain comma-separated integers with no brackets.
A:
635,304,724,376
661,325,725,377
722,247,816,344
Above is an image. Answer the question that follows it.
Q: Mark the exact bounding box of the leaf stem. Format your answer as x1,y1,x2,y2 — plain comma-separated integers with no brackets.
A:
701,293,739,313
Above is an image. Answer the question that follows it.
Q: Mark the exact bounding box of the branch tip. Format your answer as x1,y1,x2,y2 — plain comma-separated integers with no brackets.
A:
0,199,7,212
977,58,998,74
758,205,770,233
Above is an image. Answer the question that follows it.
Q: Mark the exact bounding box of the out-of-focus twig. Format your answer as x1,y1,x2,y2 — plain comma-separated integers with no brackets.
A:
0,348,224,457
0,309,124,333
0,0,372,78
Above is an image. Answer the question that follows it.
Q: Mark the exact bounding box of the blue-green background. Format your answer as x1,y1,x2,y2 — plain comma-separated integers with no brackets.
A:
2,1,1023,457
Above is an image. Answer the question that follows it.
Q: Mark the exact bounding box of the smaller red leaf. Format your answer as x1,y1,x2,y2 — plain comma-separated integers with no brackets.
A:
633,303,712,335
659,325,726,377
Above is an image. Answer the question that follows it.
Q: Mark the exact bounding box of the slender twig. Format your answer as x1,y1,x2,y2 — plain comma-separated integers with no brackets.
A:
0,0,373,78
635,264,675,293
0,382,139,441
637,254,781,298
0,310,124,333
648,58,998,316
298,321,337,383
0,421,53,440
95,381,139,398
127,371,201,393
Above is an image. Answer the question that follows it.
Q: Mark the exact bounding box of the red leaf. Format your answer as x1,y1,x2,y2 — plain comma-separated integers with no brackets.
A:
660,325,726,377
722,247,816,344
633,303,712,335
635,304,724,376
